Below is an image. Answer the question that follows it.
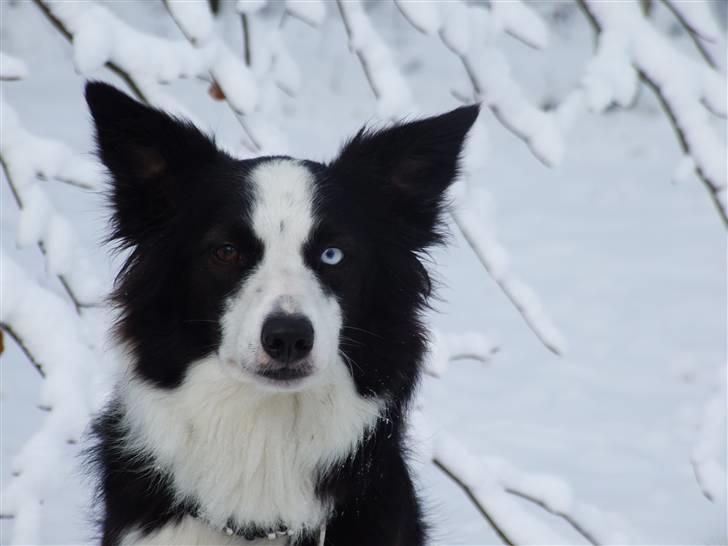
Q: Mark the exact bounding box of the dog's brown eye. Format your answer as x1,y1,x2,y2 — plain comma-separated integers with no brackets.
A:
213,244,240,264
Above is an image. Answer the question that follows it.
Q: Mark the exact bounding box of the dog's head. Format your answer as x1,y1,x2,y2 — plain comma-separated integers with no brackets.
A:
87,82,478,395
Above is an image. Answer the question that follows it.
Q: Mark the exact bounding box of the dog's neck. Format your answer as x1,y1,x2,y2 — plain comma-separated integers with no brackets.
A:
118,355,382,537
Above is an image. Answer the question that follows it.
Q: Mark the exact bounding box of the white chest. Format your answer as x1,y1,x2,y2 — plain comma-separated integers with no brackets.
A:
120,357,380,534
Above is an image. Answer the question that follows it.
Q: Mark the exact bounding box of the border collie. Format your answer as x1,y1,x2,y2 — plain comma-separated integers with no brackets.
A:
85,82,478,546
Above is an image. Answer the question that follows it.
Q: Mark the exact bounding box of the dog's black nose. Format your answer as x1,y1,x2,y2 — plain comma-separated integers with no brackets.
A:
261,314,314,363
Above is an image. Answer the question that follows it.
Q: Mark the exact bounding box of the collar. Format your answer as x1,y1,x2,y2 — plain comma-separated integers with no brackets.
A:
187,509,326,545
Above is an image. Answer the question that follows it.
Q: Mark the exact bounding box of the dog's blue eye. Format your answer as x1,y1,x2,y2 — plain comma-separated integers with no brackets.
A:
320,247,344,266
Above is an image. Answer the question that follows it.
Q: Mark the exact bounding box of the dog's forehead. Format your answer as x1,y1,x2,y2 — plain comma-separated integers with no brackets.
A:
248,159,317,250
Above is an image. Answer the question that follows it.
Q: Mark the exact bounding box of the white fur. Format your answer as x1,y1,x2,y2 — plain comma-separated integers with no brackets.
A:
218,159,340,392
119,356,381,543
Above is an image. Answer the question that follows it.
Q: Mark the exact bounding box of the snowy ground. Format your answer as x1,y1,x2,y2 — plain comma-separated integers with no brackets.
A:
1,2,726,545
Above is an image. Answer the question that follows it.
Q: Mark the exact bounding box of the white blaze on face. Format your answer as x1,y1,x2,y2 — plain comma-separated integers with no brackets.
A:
218,159,342,390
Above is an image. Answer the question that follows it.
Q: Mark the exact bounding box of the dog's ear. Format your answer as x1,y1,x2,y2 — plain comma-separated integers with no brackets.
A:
85,81,222,244
330,105,479,248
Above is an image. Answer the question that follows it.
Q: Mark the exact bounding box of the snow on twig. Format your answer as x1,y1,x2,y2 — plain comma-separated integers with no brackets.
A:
691,368,727,503
575,0,728,228
164,0,264,152
165,0,258,114
425,329,499,378
1,100,104,310
398,1,564,167
662,0,726,72
453,188,567,356
433,434,627,545
337,0,415,119
285,0,326,28
0,51,29,81
433,435,567,545
0,254,96,545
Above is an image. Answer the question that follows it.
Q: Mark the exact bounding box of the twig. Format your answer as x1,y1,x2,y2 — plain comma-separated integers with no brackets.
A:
505,488,600,545
432,457,515,546
336,0,382,100
241,14,251,67
661,0,722,71
0,323,45,377
453,207,565,356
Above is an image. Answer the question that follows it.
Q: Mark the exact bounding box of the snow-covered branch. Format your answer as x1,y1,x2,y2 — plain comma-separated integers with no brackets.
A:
0,254,97,545
575,0,727,228
337,0,414,119
165,0,299,154
433,435,627,545
285,0,326,28
425,329,499,378
397,1,564,167
1,101,104,311
33,0,220,118
164,0,265,151
453,187,567,355
691,368,727,503
0,51,29,81
661,0,726,73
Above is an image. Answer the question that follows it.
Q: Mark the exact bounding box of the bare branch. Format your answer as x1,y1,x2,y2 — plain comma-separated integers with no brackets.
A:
432,457,516,546
0,323,45,377
505,488,599,545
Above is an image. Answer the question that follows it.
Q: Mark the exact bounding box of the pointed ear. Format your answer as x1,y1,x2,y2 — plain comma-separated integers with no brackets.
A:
330,104,479,248
85,82,221,244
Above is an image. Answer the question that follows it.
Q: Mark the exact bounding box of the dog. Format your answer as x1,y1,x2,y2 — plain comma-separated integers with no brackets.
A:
85,81,478,546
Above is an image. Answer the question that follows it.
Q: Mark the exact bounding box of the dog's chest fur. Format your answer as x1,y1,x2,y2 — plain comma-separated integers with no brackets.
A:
119,357,381,540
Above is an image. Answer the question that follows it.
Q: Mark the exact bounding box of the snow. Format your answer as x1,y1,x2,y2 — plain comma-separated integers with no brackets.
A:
209,46,259,113
672,154,696,185
425,330,499,378
0,254,99,545
691,368,727,504
439,3,470,56
581,0,727,216
1,99,105,306
663,0,720,43
45,0,259,115
489,0,549,50
2,1,726,544
394,1,441,35
454,188,568,356
0,51,29,80
165,0,215,46
432,4,565,166
236,0,267,15
285,0,326,28
339,0,415,119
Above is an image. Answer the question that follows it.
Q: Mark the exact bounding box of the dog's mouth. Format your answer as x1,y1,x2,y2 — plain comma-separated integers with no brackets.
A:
258,365,312,381
254,362,315,388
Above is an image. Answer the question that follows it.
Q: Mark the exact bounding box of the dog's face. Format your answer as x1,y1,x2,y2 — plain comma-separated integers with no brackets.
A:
87,82,478,394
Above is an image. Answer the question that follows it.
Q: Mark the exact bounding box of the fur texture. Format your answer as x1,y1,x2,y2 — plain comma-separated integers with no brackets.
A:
85,81,478,546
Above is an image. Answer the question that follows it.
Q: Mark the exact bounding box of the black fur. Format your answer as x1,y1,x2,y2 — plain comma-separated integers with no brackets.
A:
85,81,478,546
